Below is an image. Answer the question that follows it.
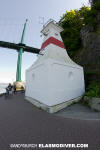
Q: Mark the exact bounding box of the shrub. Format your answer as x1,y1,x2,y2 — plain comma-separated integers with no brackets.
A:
85,82,100,97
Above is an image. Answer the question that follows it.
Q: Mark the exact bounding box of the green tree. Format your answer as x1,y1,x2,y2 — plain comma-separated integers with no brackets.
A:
59,6,90,57
84,1,100,27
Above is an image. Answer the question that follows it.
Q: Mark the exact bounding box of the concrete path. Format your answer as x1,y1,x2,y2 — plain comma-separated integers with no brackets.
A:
55,103,100,120
0,93,100,150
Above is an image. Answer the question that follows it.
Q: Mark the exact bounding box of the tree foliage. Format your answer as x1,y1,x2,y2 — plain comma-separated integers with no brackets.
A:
84,1,100,27
59,6,90,57
59,1,100,57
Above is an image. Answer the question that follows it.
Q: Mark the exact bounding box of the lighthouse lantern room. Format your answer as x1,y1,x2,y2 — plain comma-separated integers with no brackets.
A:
25,19,85,113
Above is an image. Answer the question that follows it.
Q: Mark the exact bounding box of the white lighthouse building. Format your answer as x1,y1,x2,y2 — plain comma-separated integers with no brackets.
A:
25,20,85,113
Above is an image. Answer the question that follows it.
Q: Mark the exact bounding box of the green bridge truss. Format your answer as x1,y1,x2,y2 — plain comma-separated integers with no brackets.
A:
0,20,40,82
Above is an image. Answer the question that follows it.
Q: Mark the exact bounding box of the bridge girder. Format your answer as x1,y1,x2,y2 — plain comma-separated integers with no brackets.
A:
0,41,40,54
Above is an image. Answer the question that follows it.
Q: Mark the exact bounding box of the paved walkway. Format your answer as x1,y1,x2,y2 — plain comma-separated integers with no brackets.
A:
55,103,100,120
0,93,100,150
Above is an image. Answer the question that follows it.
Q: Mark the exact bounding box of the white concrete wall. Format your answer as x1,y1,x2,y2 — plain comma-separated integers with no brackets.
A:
25,60,50,105
25,59,85,106
47,59,85,106
25,21,85,109
35,44,81,67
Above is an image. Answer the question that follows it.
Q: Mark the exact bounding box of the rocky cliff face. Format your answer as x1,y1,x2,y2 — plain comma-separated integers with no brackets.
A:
80,27,100,70
74,16,100,85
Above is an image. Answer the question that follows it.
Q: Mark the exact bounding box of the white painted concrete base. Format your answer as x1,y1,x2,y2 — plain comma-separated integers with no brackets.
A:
25,96,82,113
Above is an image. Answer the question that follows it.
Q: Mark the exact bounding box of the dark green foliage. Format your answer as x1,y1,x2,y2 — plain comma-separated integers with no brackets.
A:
92,0,100,5
59,1,100,57
85,82,100,97
84,71,100,89
59,7,90,57
83,99,90,108
84,1,100,28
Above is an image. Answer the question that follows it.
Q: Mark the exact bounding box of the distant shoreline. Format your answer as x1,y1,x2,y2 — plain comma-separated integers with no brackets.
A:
0,83,8,95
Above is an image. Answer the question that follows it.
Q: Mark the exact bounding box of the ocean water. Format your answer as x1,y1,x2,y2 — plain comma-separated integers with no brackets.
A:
0,83,8,94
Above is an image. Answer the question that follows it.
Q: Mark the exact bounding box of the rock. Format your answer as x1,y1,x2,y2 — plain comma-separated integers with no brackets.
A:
89,97,100,111
79,26,100,66
83,96,100,111
84,96,91,101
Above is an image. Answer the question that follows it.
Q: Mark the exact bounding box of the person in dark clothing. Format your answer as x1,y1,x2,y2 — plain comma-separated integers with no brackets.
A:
5,83,12,95
13,84,16,94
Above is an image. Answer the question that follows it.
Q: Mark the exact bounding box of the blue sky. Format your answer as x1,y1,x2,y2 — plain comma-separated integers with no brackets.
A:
0,0,89,83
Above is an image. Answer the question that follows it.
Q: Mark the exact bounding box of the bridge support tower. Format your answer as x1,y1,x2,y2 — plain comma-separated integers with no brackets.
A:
14,19,28,91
